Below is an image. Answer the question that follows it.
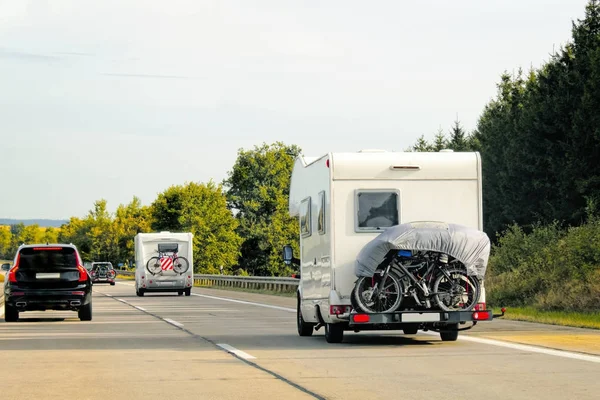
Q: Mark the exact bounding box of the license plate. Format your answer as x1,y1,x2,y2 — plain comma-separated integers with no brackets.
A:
402,313,440,322
37,272,60,279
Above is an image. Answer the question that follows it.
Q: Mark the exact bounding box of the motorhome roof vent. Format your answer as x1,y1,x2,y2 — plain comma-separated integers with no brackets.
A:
358,149,387,153
439,149,454,153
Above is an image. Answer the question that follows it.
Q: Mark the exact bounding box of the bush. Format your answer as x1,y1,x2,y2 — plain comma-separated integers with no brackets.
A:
487,218,600,312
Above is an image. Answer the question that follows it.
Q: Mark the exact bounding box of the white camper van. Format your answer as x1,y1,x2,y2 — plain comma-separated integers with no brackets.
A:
283,150,500,343
134,232,194,296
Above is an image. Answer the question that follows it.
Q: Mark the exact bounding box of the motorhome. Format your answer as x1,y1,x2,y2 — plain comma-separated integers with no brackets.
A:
283,149,498,343
134,232,194,296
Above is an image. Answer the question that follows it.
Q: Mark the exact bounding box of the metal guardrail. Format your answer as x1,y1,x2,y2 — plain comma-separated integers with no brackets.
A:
115,270,299,292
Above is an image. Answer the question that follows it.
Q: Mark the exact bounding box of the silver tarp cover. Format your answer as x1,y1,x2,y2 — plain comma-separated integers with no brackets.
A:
355,221,490,280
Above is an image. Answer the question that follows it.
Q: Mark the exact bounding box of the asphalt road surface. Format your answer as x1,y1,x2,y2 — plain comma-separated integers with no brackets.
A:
1,281,599,400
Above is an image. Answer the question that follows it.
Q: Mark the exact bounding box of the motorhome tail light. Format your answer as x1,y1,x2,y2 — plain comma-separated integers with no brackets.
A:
353,314,370,323
472,311,491,321
77,265,88,282
330,305,352,315
326,159,330,168
474,303,486,311
8,253,21,283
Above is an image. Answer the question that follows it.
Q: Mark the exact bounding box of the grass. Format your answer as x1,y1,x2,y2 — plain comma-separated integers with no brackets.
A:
499,306,600,330
194,283,296,298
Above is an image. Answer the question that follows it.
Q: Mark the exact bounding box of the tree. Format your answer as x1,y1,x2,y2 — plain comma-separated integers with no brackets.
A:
151,181,242,274
114,197,152,267
223,142,301,276
0,227,11,259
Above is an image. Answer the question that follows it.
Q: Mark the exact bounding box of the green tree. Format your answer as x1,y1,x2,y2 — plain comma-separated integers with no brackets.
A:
151,181,242,274
0,227,12,259
114,196,152,267
223,142,301,276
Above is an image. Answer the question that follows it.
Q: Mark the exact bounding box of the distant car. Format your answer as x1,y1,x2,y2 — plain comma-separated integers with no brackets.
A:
90,262,116,285
3,243,93,322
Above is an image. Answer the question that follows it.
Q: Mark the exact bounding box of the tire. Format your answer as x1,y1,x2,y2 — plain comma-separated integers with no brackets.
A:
433,268,480,312
297,297,314,337
351,269,403,313
78,302,92,321
173,256,190,274
4,303,19,322
136,288,145,297
324,323,344,343
402,324,419,335
110,282,116,286
146,257,162,275
178,291,184,296
184,288,191,296
440,323,459,341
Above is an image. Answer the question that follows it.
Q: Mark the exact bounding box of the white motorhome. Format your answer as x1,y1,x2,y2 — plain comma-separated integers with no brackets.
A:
284,149,494,343
134,232,194,296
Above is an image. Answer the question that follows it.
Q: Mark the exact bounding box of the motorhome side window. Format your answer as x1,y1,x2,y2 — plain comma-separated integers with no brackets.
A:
318,191,325,234
356,190,399,231
300,197,311,237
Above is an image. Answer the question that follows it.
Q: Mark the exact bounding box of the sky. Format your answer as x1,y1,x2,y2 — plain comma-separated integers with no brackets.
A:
0,0,590,220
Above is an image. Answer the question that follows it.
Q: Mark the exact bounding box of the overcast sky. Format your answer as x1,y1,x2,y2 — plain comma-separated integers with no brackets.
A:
0,0,589,220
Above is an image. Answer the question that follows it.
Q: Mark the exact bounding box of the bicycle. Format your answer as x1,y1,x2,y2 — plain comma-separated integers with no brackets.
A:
146,250,190,275
351,249,480,314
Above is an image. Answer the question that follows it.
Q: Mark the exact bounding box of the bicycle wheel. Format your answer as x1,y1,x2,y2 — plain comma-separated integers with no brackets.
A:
432,268,480,312
146,257,162,275
351,270,403,313
173,256,189,274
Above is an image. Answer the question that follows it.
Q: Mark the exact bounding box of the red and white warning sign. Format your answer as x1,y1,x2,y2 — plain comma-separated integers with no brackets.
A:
160,256,173,270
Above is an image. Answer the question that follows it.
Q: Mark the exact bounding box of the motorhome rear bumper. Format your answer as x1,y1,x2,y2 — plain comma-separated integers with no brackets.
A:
348,309,493,327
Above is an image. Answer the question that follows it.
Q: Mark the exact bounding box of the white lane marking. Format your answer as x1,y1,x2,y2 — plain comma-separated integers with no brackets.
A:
217,343,256,360
192,293,295,313
117,298,128,304
104,294,113,297
134,306,146,311
163,318,184,328
420,331,600,364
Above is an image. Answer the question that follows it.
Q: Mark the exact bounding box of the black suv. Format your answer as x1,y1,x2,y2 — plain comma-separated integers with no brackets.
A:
90,262,116,285
3,243,93,322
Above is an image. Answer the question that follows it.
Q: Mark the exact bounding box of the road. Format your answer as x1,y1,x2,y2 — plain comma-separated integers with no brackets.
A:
1,282,599,400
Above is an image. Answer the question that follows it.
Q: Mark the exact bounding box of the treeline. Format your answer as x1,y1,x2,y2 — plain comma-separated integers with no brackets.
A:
1,142,300,277
410,0,600,311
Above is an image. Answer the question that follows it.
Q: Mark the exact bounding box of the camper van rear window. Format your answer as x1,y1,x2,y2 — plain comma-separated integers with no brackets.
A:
158,243,179,253
356,191,399,231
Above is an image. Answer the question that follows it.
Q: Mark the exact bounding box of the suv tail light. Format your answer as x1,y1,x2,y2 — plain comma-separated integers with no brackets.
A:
8,253,21,283
77,265,88,282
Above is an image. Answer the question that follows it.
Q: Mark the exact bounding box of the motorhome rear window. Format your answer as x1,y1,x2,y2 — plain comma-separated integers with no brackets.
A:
356,191,399,231
158,243,179,253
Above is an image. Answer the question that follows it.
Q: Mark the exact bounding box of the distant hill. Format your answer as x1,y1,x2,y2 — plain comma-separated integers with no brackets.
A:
0,219,68,228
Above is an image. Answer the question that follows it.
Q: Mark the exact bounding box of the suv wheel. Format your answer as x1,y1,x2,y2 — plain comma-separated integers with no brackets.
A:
78,302,92,321
4,303,19,322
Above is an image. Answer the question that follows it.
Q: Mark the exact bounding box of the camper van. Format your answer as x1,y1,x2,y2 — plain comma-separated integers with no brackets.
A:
283,149,497,343
134,232,194,296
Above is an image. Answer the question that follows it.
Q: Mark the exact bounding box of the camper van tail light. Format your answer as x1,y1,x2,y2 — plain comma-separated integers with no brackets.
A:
330,305,352,315
353,314,370,323
474,302,486,311
326,159,330,168
472,311,491,321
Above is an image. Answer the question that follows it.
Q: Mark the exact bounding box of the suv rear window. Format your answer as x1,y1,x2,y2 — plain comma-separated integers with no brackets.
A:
18,247,78,270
